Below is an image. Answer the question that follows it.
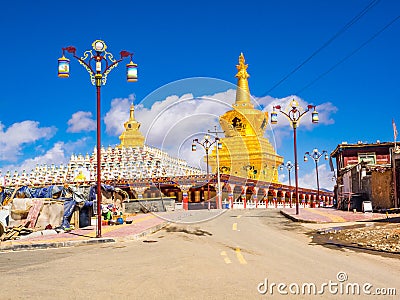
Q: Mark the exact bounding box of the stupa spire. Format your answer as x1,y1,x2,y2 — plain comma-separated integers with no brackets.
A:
117,102,144,148
213,54,284,183
129,102,135,120
235,52,251,105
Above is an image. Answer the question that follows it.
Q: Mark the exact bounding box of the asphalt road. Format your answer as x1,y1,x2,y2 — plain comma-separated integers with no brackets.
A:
1,209,399,299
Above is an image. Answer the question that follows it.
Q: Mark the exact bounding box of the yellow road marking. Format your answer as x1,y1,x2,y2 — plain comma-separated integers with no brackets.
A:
232,223,237,231
220,251,232,264
224,257,232,264
235,248,247,264
237,215,242,219
304,208,346,222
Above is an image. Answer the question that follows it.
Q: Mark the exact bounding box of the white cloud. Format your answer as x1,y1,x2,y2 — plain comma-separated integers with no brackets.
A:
138,90,235,150
278,172,287,183
297,164,335,191
104,95,134,136
0,120,56,162
13,142,67,172
67,111,96,133
62,137,92,155
1,138,90,173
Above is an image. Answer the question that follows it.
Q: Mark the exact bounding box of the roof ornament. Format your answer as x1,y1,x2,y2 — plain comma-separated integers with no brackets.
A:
235,53,251,105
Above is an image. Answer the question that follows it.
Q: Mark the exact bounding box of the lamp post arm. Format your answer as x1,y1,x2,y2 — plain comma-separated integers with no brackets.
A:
277,108,291,121
72,54,95,74
67,50,132,86
103,57,124,74
101,59,122,84
279,107,309,125
297,106,311,123
197,139,217,150
304,152,312,161
62,46,76,55
67,53,96,85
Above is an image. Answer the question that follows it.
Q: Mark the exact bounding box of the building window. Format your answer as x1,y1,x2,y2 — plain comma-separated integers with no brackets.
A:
358,152,376,164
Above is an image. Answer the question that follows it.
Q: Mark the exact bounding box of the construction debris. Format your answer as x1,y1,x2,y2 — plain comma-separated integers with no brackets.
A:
1,224,34,241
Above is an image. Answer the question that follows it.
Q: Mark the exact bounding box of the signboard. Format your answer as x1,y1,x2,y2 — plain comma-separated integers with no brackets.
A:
362,201,373,213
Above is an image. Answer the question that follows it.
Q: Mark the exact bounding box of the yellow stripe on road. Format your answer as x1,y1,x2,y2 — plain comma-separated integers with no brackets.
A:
304,208,346,222
235,248,247,265
232,223,237,231
220,251,232,264
237,215,242,219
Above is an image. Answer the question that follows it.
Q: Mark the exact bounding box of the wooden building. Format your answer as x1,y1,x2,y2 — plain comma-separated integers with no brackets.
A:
331,141,399,210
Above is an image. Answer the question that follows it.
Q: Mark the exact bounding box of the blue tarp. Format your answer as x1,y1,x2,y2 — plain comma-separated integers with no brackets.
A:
14,186,64,199
89,184,115,201
0,189,12,205
61,198,94,229
32,185,64,198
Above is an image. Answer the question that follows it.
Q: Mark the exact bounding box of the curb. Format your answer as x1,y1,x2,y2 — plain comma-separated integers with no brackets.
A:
0,219,171,252
0,237,115,252
280,210,325,224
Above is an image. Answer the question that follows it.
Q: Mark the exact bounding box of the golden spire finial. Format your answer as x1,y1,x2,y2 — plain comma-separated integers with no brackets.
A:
236,52,249,79
129,103,135,120
235,53,251,105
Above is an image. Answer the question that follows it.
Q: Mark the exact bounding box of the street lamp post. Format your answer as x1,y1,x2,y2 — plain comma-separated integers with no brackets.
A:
192,135,222,210
280,161,295,187
208,126,224,209
304,148,328,207
280,161,298,208
271,99,319,215
59,40,137,237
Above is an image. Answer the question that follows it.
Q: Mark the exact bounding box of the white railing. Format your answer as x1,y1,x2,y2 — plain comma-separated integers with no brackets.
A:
182,199,312,210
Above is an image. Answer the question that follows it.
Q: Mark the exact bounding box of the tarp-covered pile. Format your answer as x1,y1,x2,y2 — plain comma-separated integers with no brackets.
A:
0,184,128,236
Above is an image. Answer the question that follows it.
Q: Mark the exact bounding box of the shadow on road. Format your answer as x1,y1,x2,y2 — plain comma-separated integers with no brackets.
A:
310,238,400,259
165,226,213,236
363,216,400,223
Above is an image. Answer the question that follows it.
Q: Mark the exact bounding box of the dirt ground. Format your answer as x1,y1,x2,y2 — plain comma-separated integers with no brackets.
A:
316,222,400,254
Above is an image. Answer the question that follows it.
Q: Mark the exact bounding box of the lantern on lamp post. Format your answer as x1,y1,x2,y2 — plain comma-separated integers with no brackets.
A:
57,56,70,78
126,60,138,82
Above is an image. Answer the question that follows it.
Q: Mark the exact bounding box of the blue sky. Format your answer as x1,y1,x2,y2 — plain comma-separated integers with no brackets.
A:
0,0,399,190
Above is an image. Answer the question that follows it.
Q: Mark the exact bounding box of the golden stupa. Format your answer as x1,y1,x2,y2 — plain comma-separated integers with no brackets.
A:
117,103,145,148
209,53,283,182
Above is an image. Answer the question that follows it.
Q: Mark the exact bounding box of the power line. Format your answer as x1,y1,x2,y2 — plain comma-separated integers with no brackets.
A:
295,14,400,95
263,0,381,95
